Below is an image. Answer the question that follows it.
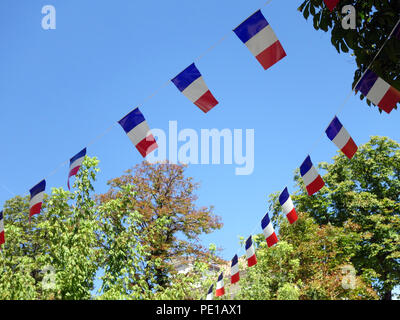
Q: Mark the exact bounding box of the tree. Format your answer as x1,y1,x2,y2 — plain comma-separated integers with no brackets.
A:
96,162,223,296
0,159,222,300
298,0,400,112
0,157,100,299
233,212,377,300
291,136,400,300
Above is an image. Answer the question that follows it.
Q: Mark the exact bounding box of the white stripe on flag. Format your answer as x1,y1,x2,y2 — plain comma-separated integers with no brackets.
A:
245,25,278,57
127,121,151,146
206,293,213,300
231,263,239,276
30,191,44,208
70,157,84,171
216,279,224,290
181,76,209,103
366,77,390,106
302,166,319,187
332,126,350,150
246,245,255,258
0,219,4,233
263,223,274,239
281,197,294,215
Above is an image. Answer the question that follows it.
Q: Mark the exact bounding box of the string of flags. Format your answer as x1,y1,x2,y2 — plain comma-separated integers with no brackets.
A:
0,2,399,301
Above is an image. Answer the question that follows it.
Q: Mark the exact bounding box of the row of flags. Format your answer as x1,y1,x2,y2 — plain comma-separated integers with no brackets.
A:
1,9,288,235
203,111,364,298
1,8,400,301
206,202,293,299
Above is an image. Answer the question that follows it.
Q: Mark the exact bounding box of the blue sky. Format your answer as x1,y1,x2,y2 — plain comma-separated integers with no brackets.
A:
1,0,400,269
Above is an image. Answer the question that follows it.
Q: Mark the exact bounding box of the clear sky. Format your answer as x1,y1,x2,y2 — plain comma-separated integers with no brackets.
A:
1,0,400,266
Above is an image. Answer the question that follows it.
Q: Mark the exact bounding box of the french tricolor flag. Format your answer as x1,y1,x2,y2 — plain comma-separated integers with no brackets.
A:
261,213,278,247
324,0,340,12
326,116,358,159
29,180,46,220
118,108,158,157
0,211,5,248
171,63,218,113
279,187,298,224
68,148,86,190
230,254,240,284
245,235,257,267
355,70,400,114
206,284,214,300
215,272,225,297
300,156,325,196
233,10,286,70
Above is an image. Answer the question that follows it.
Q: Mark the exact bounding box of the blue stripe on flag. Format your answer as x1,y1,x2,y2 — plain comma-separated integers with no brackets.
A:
233,10,269,43
245,235,253,250
207,285,213,294
118,108,146,134
0,211,3,220
231,254,238,266
394,23,400,40
171,63,202,92
279,187,289,205
30,180,46,198
218,272,223,281
355,70,378,96
70,148,87,164
300,156,313,177
261,213,271,229
325,116,343,141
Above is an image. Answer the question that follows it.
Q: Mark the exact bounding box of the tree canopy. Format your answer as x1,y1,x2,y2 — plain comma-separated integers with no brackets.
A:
0,159,221,300
232,212,377,300
298,0,400,112
289,136,400,300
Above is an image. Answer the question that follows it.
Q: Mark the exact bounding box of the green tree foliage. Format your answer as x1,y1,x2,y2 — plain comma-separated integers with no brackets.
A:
291,136,400,299
233,213,377,300
0,157,100,299
298,0,400,112
0,159,221,300
96,162,223,297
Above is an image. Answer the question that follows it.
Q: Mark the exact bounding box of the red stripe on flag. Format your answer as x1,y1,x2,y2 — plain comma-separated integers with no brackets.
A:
324,0,340,11
29,202,43,218
256,41,286,70
68,166,80,179
266,233,278,248
306,176,325,196
341,138,358,159
215,287,225,297
0,232,5,246
231,272,240,284
194,90,218,113
247,254,257,267
136,135,158,157
286,208,298,224
379,86,400,114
